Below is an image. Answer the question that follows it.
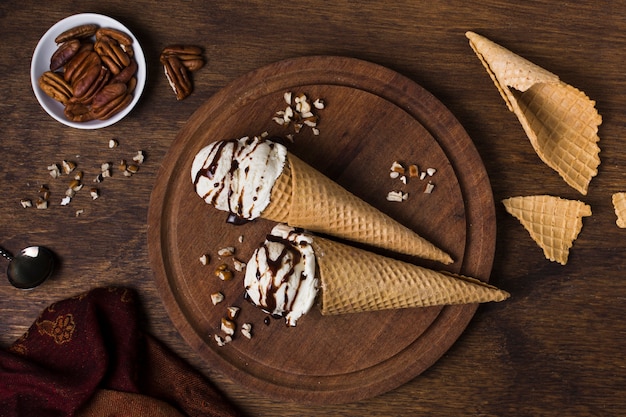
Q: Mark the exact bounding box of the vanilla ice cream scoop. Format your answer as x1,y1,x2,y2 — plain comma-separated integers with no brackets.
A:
244,224,319,326
191,136,287,220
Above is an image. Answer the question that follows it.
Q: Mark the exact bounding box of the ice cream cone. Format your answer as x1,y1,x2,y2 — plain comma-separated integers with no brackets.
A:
502,195,591,265
310,236,508,315
466,31,601,195
612,192,626,228
264,153,453,264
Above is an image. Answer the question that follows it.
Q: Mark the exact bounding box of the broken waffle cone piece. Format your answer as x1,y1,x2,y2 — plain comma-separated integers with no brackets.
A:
264,153,453,265
612,192,626,228
502,195,591,265
466,31,601,195
311,236,509,315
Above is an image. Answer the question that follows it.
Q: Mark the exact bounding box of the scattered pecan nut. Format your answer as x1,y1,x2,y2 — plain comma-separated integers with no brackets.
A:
161,54,192,100
159,45,204,100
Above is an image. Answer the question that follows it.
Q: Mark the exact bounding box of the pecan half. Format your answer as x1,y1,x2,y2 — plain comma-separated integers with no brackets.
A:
50,39,80,71
91,82,127,110
110,59,137,84
162,54,192,100
95,35,131,70
93,91,131,120
38,71,73,104
95,28,133,47
64,102,95,122
54,24,99,44
161,45,204,72
63,50,101,84
73,65,110,103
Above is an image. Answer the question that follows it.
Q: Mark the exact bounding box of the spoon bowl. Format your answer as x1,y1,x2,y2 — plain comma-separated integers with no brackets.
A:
1,246,55,289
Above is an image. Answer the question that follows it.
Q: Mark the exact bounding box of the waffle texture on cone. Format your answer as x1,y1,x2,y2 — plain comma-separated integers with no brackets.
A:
263,160,292,223
612,192,626,228
265,154,453,264
312,237,509,315
503,195,591,265
466,31,601,195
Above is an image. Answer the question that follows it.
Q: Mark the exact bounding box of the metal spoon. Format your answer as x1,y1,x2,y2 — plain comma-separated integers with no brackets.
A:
0,246,55,289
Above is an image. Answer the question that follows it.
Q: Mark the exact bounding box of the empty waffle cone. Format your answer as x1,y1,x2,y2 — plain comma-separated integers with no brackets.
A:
502,195,591,265
466,31,601,195
612,192,626,228
311,236,508,315
263,153,453,264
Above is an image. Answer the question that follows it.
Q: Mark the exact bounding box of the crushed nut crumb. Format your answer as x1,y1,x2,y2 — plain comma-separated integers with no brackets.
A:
227,306,240,320
386,191,408,202
20,199,32,208
232,258,246,272
214,334,232,347
210,292,224,305
424,181,435,194
221,318,236,336
241,323,252,339
218,246,235,257
109,139,119,148
199,254,210,265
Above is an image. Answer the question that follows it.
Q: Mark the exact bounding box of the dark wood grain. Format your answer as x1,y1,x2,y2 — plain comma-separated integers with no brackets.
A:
2,1,626,415
147,56,495,404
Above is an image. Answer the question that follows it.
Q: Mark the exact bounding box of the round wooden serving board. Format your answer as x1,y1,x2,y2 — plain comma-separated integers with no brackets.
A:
147,56,496,404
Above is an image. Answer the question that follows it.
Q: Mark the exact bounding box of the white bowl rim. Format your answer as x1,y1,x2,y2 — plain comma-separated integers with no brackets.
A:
30,13,147,129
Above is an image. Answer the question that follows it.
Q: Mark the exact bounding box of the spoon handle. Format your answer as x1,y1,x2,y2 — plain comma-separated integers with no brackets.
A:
0,247,14,261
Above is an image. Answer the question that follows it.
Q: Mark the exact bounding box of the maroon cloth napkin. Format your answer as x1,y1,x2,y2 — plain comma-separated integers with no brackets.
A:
0,287,243,417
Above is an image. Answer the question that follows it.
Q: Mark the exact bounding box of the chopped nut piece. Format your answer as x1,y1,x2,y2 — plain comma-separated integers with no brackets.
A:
109,139,119,148
126,164,139,174
408,164,419,178
20,199,32,208
123,170,133,177
102,169,111,178
68,179,82,191
65,188,76,198
94,173,103,183
60,196,72,206
389,171,400,179
284,91,292,105
313,98,325,109
210,292,224,305
75,209,84,217
424,181,435,194
101,162,111,172
90,188,100,200
227,306,240,320
390,161,405,174
400,175,407,185
62,160,76,175
199,254,210,265
215,264,233,281
221,318,236,336
426,167,437,177
118,160,127,171
312,128,320,136
74,171,84,181
238,235,244,243
48,164,61,178
36,199,48,209
420,171,427,180
241,323,252,339
218,246,235,257
386,191,408,202
132,151,145,164
214,334,232,347
232,258,246,272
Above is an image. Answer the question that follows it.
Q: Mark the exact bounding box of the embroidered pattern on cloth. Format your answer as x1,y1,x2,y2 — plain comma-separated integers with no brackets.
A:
36,313,76,344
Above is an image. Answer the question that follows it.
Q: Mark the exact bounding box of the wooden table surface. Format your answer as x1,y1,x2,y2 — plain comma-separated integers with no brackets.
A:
1,1,625,415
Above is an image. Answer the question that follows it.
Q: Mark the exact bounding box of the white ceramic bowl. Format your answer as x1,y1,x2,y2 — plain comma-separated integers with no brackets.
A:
30,13,147,129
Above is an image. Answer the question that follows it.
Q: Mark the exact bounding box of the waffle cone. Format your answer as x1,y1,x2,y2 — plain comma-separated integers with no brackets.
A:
311,237,508,315
264,154,453,264
503,195,591,265
612,192,626,228
466,31,601,195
